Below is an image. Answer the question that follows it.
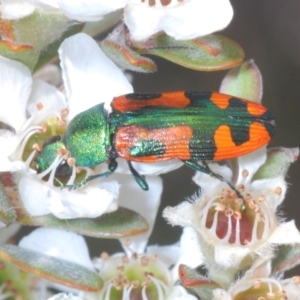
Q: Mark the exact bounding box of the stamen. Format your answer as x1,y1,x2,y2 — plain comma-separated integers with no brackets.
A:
141,285,148,300
122,285,133,300
57,119,67,127
66,165,76,186
235,213,241,245
15,126,44,158
242,169,249,178
36,156,61,179
274,187,282,195
0,283,13,300
36,102,43,110
60,108,69,118
24,149,37,166
221,213,232,242
104,282,113,300
148,275,169,298
48,157,64,184
101,252,109,260
292,276,300,284
140,256,149,267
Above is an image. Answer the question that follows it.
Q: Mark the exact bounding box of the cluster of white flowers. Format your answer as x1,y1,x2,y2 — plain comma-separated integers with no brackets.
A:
0,1,299,300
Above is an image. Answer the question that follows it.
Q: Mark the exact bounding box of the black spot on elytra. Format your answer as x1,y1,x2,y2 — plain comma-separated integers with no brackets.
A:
125,93,162,100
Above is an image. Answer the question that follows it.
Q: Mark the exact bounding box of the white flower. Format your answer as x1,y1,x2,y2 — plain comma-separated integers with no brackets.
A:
164,148,300,269
124,0,234,41
48,293,83,300
20,228,201,300
213,257,300,300
3,0,233,41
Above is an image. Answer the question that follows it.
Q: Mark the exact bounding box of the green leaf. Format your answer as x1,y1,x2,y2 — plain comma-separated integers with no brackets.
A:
34,23,84,72
19,207,148,238
179,264,220,300
253,147,299,180
12,10,71,51
101,39,157,73
0,173,16,223
220,59,263,102
130,33,244,71
0,41,39,70
272,244,300,273
0,245,103,291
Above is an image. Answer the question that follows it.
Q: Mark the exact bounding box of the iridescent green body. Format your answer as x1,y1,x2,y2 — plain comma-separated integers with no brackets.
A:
34,91,275,190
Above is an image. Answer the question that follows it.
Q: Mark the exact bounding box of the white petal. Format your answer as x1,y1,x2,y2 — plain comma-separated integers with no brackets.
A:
147,243,180,268
213,289,232,300
19,228,94,270
242,257,272,280
162,0,234,40
59,33,133,119
124,2,164,41
124,0,233,41
214,244,250,268
268,220,300,244
163,201,199,228
236,147,267,186
0,0,35,20
167,286,198,300
251,176,287,211
116,158,183,175
0,130,20,171
48,294,84,300
173,227,204,280
47,180,119,219
116,174,162,254
57,0,126,22
0,56,32,132
27,79,67,123
31,0,59,9
19,176,119,218
19,176,54,216
33,64,62,86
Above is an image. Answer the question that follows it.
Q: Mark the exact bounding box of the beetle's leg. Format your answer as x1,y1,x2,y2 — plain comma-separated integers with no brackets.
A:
127,161,149,191
62,160,118,190
182,160,222,178
182,160,244,201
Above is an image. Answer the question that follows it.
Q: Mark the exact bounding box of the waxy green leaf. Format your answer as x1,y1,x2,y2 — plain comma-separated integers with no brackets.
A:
272,244,300,273
0,173,17,223
220,59,263,102
253,147,299,180
0,41,38,70
0,245,102,291
129,33,244,71
101,39,157,73
19,207,148,238
179,264,220,300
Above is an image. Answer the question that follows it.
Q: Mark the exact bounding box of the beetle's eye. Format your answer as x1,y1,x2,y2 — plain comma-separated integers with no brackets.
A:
55,160,72,176
43,135,61,148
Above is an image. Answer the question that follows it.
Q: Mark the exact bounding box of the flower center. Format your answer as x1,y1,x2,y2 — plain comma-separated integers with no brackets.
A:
199,186,275,246
234,278,286,300
96,252,171,300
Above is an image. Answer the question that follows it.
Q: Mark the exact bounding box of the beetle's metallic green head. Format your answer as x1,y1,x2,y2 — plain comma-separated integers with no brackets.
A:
63,103,110,167
34,135,70,175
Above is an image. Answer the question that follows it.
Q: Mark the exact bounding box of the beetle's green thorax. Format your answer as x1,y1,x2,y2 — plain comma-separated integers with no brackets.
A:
63,103,110,167
34,136,65,172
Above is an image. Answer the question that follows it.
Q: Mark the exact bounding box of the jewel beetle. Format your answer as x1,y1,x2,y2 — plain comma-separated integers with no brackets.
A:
34,91,275,191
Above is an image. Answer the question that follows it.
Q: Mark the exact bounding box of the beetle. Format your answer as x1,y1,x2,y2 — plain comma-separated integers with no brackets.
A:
34,91,275,191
